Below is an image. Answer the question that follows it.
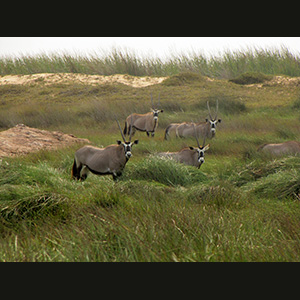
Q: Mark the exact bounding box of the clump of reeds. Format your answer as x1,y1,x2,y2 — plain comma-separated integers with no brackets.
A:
0,46,299,79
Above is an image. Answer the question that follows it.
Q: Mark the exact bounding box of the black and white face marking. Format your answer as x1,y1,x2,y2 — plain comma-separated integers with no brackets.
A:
117,140,139,159
152,109,163,121
189,144,210,165
206,118,221,136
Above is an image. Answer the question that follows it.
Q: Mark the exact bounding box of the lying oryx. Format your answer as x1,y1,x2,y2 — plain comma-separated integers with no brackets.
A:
258,141,300,156
158,124,210,168
124,93,163,138
164,100,221,140
72,118,138,181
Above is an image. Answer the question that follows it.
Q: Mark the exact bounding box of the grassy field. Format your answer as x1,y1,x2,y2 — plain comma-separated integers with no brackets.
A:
1,52,300,261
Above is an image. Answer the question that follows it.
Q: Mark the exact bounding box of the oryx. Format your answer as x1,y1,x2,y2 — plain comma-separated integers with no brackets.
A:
258,141,300,156
164,100,221,140
158,124,210,168
124,93,163,138
72,117,138,181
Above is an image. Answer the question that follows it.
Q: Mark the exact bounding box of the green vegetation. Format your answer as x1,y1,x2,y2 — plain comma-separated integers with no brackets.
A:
229,72,273,85
0,46,300,78
1,48,300,261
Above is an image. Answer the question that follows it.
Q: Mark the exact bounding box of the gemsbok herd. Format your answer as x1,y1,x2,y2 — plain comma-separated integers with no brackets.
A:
71,92,300,181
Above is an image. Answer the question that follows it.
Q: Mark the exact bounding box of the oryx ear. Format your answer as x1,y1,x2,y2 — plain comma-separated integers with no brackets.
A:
133,139,139,145
117,140,122,145
218,119,222,123
205,118,209,122
160,109,164,113
189,146,194,150
203,144,210,151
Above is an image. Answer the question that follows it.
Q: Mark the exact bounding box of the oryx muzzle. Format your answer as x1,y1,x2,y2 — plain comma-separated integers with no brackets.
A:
72,117,138,181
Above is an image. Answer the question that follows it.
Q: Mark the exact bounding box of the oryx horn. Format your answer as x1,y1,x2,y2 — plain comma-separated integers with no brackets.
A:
150,92,154,108
157,93,161,109
192,120,201,148
129,113,133,142
207,101,213,120
115,115,126,142
215,100,219,119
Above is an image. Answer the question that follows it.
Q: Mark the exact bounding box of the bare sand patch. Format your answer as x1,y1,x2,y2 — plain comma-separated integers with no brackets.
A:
0,124,90,158
0,73,167,88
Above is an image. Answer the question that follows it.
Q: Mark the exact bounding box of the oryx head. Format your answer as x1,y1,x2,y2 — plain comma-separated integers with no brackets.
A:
150,93,163,121
116,116,139,159
206,100,221,137
191,122,210,167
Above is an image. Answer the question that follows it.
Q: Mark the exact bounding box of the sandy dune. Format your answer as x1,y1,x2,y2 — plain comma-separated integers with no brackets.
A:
0,73,166,88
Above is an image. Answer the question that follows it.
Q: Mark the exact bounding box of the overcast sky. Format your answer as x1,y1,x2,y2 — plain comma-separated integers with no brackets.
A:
0,37,299,58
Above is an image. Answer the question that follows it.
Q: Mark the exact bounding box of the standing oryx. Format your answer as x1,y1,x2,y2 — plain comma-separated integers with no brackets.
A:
124,93,163,138
72,118,138,181
164,100,221,140
158,124,210,168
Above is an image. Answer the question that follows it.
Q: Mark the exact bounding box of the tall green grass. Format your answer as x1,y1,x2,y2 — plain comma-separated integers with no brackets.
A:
2,148,300,261
1,46,300,78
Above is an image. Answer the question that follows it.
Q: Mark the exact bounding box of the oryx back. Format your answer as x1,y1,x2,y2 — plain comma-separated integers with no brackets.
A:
75,145,126,175
164,123,180,140
176,122,210,139
258,141,300,156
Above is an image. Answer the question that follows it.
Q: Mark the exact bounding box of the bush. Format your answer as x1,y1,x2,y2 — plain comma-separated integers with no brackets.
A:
192,95,247,116
121,156,207,187
162,72,205,86
229,72,273,85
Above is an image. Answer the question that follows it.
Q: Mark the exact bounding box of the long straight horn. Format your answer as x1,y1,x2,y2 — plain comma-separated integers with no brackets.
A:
115,117,126,142
215,99,219,120
150,92,154,108
129,113,133,142
207,101,213,120
157,93,161,109
192,121,201,149
201,133,206,149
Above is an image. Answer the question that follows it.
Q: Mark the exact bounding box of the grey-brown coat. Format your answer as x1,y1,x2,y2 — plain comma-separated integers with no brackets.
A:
72,119,138,181
158,123,210,168
258,141,300,156
164,101,221,140
124,93,163,137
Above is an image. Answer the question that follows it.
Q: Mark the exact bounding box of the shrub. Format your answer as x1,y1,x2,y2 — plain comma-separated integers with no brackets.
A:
162,72,205,86
192,95,247,115
229,72,273,85
121,156,207,187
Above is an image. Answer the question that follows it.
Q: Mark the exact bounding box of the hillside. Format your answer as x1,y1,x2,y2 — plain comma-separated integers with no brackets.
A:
1,71,300,261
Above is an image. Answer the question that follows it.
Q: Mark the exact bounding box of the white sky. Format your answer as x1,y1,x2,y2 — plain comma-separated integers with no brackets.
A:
0,37,299,59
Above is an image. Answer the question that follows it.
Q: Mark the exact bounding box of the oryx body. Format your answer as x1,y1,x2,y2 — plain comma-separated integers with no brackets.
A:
175,121,216,139
164,123,181,140
158,145,209,168
158,123,210,168
164,101,221,140
72,118,138,181
258,141,300,156
124,93,163,137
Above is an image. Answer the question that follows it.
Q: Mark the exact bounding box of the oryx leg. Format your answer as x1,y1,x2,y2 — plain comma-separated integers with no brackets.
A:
129,125,136,137
151,132,155,137
72,157,83,180
112,170,122,181
80,165,90,181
